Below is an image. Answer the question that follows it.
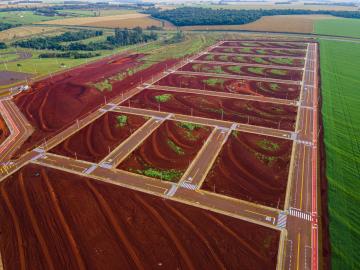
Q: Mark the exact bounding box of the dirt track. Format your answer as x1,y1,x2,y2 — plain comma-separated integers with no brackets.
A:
0,164,280,270
123,88,297,131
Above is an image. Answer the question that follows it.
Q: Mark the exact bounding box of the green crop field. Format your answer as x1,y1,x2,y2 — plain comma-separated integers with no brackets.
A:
315,18,360,38
0,11,68,25
320,40,360,269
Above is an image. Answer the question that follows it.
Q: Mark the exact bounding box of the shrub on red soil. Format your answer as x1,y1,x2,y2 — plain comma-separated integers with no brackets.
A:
157,73,301,100
222,41,307,49
123,89,297,131
0,164,280,269
181,63,303,81
13,54,177,157
50,112,148,163
198,53,305,67
118,120,212,182
0,115,10,146
211,47,306,57
201,131,292,209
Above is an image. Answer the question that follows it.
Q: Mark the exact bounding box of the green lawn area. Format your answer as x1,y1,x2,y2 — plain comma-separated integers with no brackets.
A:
60,9,138,17
320,39,360,269
0,11,68,24
315,18,360,38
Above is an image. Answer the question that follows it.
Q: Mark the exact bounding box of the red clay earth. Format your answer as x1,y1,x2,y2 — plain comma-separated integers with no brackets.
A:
201,131,293,209
0,115,10,145
210,47,306,57
118,120,212,182
180,62,303,81
122,89,297,131
13,53,177,157
156,73,301,100
222,41,307,49
0,163,280,269
197,53,305,67
50,112,148,163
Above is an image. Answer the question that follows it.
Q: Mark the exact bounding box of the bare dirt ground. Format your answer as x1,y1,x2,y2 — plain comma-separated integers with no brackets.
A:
181,15,335,33
0,164,280,270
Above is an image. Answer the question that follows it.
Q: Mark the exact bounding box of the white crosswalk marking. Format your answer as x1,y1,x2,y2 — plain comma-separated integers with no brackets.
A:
289,208,312,221
277,212,287,228
166,184,178,197
180,182,198,190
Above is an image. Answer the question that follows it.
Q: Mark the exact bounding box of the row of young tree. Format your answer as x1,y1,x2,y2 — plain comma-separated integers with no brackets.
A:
107,27,158,46
147,7,360,26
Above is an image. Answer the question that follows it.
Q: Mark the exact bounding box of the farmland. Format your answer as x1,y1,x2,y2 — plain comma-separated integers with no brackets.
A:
182,14,334,33
315,18,360,38
40,13,163,29
0,26,61,41
211,47,306,57
320,40,360,269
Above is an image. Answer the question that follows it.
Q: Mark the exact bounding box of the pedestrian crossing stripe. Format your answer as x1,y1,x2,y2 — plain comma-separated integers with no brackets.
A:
289,209,312,221
180,182,197,190
277,212,287,228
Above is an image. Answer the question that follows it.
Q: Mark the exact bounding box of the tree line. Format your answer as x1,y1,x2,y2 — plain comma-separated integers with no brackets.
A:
0,22,20,31
146,7,360,26
107,27,158,46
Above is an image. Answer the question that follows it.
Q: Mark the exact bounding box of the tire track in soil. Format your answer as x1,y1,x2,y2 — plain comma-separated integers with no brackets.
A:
85,180,145,270
38,89,51,132
164,202,227,270
41,169,86,270
134,193,196,270
0,185,26,270
18,173,56,270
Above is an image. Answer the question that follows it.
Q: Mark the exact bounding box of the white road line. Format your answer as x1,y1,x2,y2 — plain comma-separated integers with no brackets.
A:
289,208,312,221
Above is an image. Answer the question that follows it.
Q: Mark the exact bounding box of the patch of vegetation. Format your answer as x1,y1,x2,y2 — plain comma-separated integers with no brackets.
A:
92,79,112,92
256,139,280,151
248,67,265,75
155,93,172,103
232,130,239,137
205,54,215,61
254,152,277,166
178,122,202,131
253,57,267,64
107,27,158,46
163,31,184,44
203,78,225,87
271,69,287,76
271,58,293,65
0,22,20,31
240,47,252,53
116,115,128,127
228,65,242,73
39,52,100,59
167,139,185,155
137,168,183,182
320,40,360,269
0,42,7,49
270,83,280,91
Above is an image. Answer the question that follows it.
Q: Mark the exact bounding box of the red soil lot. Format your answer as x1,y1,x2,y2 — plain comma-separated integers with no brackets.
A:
181,62,303,81
118,120,212,182
50,112,148,163
202,131,292,209
122,89,297,131
222,41,307,49
0,164,280,269
211,47,306,57
0,115,10,145
157,73,301,100
198,53,305,67
13,53,176,157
